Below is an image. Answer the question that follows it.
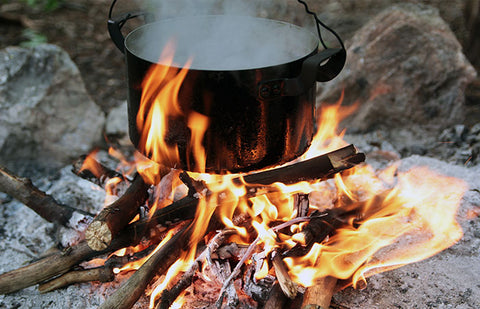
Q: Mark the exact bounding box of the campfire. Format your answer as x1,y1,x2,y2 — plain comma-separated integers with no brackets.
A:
0,91,466,309
0,2,471,309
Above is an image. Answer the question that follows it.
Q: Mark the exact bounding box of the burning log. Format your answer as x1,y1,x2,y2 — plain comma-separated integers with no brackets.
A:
0,165,93,227
301,276,338,309
85,173,151,251
72,154,126,189
38,266,115,293
99,224,190,309
240,144,364,186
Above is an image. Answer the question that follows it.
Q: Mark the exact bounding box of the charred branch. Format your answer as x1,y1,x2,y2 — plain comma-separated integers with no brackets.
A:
0,165,92,227
72,154,125,189
0,182,203,294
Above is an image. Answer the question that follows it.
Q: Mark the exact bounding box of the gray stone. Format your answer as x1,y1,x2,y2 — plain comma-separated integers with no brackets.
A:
0,44,105,172
317,4,476,142
105,101,128,138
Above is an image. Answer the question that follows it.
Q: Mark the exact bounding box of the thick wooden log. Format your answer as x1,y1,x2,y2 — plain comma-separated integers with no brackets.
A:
85,173,150,251
0,165,92,227
302,276,338,309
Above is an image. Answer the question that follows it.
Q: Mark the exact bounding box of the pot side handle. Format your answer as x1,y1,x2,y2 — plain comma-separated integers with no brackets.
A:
108,0,154,53
258,48,346,100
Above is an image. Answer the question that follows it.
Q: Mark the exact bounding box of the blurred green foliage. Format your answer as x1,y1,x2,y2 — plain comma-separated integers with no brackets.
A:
22,0,63,11
20,29,48,47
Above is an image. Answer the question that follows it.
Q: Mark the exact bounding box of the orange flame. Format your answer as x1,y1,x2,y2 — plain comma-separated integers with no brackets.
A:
136,41,194,171
125,39,467,307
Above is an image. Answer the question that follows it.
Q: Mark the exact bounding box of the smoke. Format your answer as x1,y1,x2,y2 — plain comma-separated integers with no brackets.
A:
128,0,319,70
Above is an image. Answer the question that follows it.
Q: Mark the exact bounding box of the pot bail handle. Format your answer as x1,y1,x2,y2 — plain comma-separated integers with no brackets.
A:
108,0,154,53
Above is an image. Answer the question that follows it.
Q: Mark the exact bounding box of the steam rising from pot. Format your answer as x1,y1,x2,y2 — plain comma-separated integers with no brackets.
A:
133,0,319,70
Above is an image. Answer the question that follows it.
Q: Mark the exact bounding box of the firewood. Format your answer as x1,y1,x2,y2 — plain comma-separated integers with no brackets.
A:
271,250,297,299
0,192,200,295
301,276,338,309
98,224,190,309
38,266,115,293
239,144,364,186
85,173,151,251
0,165,93,227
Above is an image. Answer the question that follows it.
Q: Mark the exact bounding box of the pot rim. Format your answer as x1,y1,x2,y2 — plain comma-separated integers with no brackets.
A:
124,15,319,71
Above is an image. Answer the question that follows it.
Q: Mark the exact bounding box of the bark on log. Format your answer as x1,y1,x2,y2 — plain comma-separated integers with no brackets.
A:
302,276,338,309
38,266,114,293
85,173,150,251
239,144,364,186
99,224,190,309
0,165,92,227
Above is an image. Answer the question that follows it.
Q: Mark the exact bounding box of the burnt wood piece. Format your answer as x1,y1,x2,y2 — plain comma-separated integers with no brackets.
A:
98,224,190,309
157,229,235,309
85,173,150,251
301,276,338,309
0,165,93,227
38,266,115,293
238,144,364,186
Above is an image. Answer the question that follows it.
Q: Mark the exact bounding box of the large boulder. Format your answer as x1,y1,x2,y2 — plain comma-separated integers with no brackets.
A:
0,44,105,173
318,4,476,144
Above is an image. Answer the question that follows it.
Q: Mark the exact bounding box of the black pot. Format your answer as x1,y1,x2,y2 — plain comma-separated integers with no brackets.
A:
108,2,345,173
